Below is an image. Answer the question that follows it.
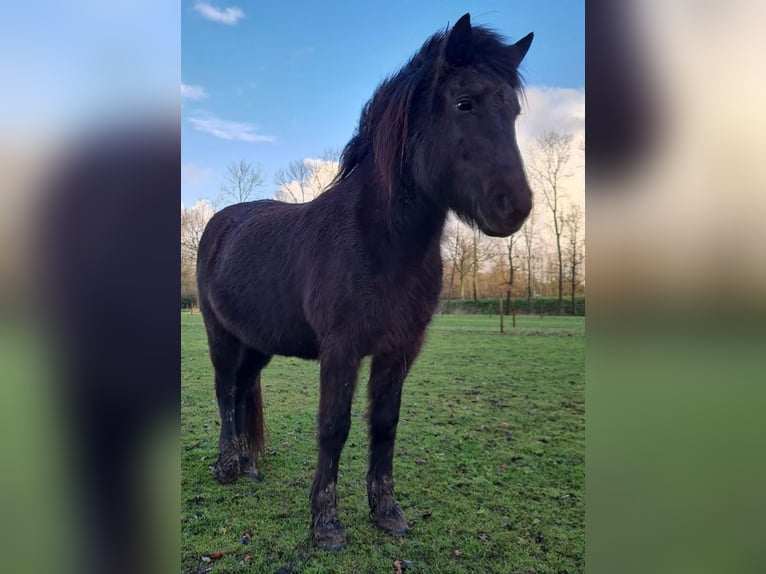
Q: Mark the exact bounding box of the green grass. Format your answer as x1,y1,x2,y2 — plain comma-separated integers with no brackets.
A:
182,313,584,573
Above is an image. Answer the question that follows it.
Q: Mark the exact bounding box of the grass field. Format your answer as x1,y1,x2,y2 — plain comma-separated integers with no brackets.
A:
182,312,584,573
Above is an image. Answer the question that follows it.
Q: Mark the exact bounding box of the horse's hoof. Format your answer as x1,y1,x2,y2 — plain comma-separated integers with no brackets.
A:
312,518,348,551
373,506,410,535
213,458,240,484
243,469,262,482
240,455,262,481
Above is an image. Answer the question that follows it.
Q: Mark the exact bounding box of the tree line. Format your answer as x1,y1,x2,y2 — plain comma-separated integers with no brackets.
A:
443,132,584,315
181,133,585,314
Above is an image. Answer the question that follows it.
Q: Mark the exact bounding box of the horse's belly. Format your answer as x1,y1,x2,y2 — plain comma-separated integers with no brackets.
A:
210,290,319,359
268,333,320,359
235,316,319,359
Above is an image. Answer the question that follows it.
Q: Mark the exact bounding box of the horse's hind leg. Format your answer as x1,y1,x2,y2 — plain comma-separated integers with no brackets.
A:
235,350,271,481
367,339,423,535
206,325,246,484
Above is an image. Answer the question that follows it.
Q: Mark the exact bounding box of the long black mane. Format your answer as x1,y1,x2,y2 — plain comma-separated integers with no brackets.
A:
333,25,526,195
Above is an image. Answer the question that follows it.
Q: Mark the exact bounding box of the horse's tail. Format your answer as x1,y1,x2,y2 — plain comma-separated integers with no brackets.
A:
252,377,266,460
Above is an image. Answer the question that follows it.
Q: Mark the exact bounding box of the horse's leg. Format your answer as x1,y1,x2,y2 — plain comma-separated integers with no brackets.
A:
235,350,271,481
310,349,361,551
367,339,422,534
207,325,245,484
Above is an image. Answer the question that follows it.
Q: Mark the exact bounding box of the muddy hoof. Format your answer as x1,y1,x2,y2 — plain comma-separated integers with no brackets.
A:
313,517,348,551
243,470,262,481
213,457,240,484
373,506,410,535
240,455,262,481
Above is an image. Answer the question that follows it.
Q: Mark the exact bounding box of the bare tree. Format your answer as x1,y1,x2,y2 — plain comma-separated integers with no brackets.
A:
442,218,473,301
519,207,538,312
442,219,461,310
274,160,312,203
527,131,574,315
181,199,215,305
470,227,498,301
181,199,215,260
275,155,339,204
502,233,518,316
217,160,265,207
319,147,342,164
563,203,585,315
471,228,480,302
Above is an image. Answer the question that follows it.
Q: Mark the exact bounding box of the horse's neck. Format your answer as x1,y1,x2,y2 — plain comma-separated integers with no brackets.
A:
357,179,447,268
390,186,447,250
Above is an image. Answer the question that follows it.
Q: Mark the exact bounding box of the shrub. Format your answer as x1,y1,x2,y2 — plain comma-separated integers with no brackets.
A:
439,296,585,316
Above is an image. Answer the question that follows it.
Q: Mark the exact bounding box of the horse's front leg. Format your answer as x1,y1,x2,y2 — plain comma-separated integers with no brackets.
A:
310,350,361,550
367,340,422,535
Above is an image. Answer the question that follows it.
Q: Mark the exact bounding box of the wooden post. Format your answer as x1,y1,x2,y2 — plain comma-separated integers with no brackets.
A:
510,292,516,328
499,296,504,333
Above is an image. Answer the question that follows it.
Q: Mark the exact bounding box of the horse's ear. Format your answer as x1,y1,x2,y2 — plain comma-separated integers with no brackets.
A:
445,13,473,65
508,32,534,68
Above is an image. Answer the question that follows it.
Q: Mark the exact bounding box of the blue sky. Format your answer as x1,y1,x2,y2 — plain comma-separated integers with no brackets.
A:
182,0,584,205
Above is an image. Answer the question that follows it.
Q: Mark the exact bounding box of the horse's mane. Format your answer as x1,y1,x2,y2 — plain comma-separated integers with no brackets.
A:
332,25,526,194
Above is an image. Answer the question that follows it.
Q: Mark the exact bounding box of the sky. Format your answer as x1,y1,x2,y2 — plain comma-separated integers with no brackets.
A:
181,0,585,206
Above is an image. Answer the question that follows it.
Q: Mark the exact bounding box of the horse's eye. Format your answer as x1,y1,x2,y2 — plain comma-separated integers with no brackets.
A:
456,98,473,112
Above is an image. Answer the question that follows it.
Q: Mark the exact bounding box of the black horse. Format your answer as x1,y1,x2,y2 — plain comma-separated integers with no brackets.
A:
197,13,533,550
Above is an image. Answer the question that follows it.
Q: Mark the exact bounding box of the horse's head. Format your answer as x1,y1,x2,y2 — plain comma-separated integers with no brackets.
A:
413,14,534,237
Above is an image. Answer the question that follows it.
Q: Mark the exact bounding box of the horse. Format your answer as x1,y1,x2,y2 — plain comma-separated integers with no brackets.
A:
196,13,534,551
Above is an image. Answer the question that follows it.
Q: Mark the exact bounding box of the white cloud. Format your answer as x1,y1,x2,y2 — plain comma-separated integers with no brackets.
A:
517,86,585,211
193,2,244,25
181,83,207,100
188,114,275,143
517,86,585,150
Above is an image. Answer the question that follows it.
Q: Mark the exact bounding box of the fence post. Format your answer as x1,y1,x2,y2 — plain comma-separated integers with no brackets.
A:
499,296,504,333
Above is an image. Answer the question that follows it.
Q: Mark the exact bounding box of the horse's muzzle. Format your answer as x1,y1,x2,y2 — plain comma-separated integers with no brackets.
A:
476,190,532,237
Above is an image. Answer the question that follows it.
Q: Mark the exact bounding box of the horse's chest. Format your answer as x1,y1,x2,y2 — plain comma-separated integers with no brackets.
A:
364,269,440,348
306,244,442,355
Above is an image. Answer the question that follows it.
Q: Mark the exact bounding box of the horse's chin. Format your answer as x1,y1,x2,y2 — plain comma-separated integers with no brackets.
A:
475,210,525,237
482,226,512,238
481,224,522,238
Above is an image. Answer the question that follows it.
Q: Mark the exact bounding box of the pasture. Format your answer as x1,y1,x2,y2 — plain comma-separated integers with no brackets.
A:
181,312,584,573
